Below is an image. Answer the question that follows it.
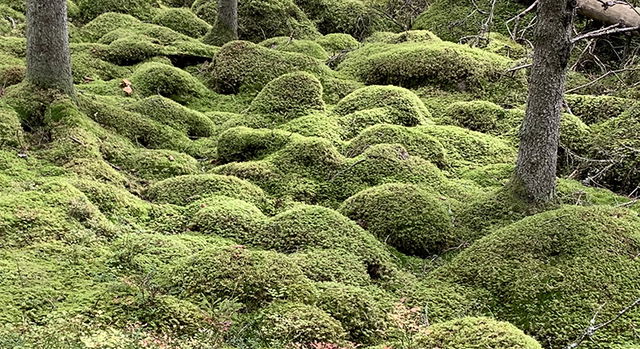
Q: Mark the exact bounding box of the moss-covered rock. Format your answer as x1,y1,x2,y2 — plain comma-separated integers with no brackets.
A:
366,30,441,44
152,7,211,38
0,102,24,149
340,183,454,256
333,85,432,128
399,280,476,324
130,62,208,102
254,302,346,346
76,0,158,22
188,196,267,242
216,127,295,163
247,72,326,122
414,317,542,349
441,100,507,133
291,249,371,286
565,94,635,125
260,37,329,60
127,96,216,138
437,206,640,348
315,33,359,54
171,246,316,308
484,32,528,59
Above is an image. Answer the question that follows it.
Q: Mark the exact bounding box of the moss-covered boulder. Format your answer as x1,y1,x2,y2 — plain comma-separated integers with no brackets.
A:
216,127,295,163
441,100,507,133
130,62,208,102
254,302,346,346
0,102,23,149
366,30,441,44
76,0,158,22
333,85,432,127
247,72,326,122
414,317,542,349
152,7,211,38
436,206,640,348
291,249,371,286
127,96,216,138
315,33,359,54
565,94,635,125
260,37,329,60
188,196,267,242
340,183,454,256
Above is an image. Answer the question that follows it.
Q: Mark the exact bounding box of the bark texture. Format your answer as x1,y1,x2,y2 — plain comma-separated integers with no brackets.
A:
204,0,238,45
512,0,576,203
577,0,640,27
26,0,74,95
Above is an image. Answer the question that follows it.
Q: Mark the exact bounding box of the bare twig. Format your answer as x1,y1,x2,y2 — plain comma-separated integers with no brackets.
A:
572,24,640,43
565,66,640,93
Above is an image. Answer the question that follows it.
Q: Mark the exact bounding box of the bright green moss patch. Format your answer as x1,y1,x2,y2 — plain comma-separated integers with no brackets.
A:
441,100,507,134
367,30,441,44
188,196,267,241
484,32,528,59
565,94,635,125
75,0,158,22
291,249,371,286
437,206,640,348
414,317,542,349
216,127,295,163
279,113,344,142
127,96,216,138
340,183,454,257
0,101,24,149
315,33,359,54
254,302,347,346
247,72,326,122
152,7,211,38
130,62,209,102
260,37,329,60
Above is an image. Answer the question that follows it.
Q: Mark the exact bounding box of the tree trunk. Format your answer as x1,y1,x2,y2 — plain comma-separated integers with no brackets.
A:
204,0,238,46
26,0,74,96
511,0,576,203
577,0,640,27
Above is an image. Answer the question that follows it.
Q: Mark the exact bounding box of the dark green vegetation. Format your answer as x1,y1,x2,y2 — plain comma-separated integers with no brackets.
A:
0,0,639,348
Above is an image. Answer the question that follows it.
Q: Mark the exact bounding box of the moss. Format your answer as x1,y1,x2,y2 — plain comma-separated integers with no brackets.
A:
338,41,523,100
279,113,344,143
441,100,507,133
399,280,476,324
0,101,24,149
254,302,346,346
556,179,635,207
216,127,295,163
3,83,67,129
0,4,24,36
340,183,454,257
366,30,441,44
344,124,447,167
333,85,432,128
109,148,201,181
260,37,329,60
459,163,514,187
130,62,208,102
146,174,269,208
296,0,397,39
565,94,635,125
78,13,144,41
418,125,516,167
291,249,371,286
75,0,158,22
103,37,165,65
207,40,330,94
315,282,389,343
412,0,524,42
188,196,267,241
559,112,592,157
127,96,216,138
247,72,326,122
315,33,360,54
171,246,316,308
152,7,211,38
437,206,640,348
414,317,542,349
485,32,528,59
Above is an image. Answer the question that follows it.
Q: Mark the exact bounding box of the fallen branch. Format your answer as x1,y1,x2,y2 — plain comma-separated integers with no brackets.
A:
572,23,640,43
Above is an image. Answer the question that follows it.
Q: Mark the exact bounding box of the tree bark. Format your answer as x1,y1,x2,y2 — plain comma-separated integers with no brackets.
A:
577,0,640,27
511,0,576,203
26,0,74,96
204,0,238,45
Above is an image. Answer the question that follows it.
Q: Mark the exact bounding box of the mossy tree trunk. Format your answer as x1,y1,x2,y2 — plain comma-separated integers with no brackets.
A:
511,0,576,203
204,0,238,46
26,0,74,96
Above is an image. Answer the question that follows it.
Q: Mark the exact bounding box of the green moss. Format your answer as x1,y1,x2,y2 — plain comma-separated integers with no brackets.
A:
399,280,476,324
565,94,635,125
152,7,211,38
108,148,201,181
216,127,295,163
291,249,371,286
279,113,344,143
437,206,640,348
247,72,326,122
188,196,267,241
366,30,441,44
260,37,329,60
130,62,208,102
146,174,269,208
459,163,514,187
485,32,528,59
75,0,158,22
79,13,144,41
412,0,524,42
171,246,315,308
340,183,454,257
315,33,359,54
207,40,330,94
0,5,24,36
103,37,165,65
254,302,346,346
296,0,397,39
71,45,132,83
333,85,432,128
315,282,389,343
418,125,516,167
414,317,542,349
441,100,507,133
559,112,592,157
344,124,447,167
0,101,24,149
127,96,216,138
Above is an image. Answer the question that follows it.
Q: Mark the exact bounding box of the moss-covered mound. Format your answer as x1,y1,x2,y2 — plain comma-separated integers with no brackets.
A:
247,72,326,122
315,33,359,54
414,317,542,349
76,0,158,22
436,206,640,347
291,249,371,286
441,100,508,133
152,7,211,38
127,96,216,137
188,196,267,242
340,183,454,256
130,62,208,102
260,36,329,60
565,94,635,125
